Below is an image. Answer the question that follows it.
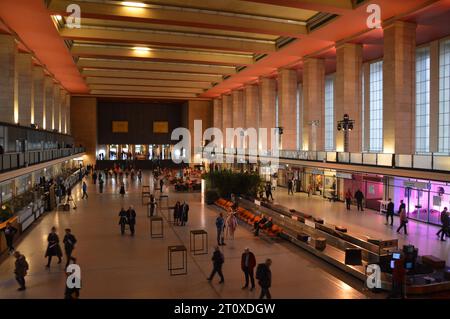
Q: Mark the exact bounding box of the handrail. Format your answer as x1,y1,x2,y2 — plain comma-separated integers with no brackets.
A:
0,147,85,174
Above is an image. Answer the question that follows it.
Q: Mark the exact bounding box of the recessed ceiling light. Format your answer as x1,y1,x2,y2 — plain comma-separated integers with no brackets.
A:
133,46,151,52
121,1,146,7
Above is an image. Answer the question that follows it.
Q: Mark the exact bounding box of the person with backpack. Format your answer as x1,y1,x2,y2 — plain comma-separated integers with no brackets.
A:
14,251,29,291
207,246,224,284
215,213,226,246
256,258,272,299
3,222,18,254
82,181,88,199
127,205,137,236
436,207,449,241
63,228,77,268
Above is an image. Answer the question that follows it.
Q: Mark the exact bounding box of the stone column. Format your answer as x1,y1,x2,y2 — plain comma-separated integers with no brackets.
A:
17,53,34,126
60,88,66,133
213,98,223,147
232,90,245,148
259,77,276,151
0,34,18,124
44,76,53,130
335,43,363,153
53,85,61,131
33,66,45,128
244,84,259,130
429,40,439,153
383,21,416,154
278,68,298,150
302,58,325,151
66,94,71,134
222,94,233,147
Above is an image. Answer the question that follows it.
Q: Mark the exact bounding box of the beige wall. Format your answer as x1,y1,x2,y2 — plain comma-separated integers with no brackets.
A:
71,96,97,165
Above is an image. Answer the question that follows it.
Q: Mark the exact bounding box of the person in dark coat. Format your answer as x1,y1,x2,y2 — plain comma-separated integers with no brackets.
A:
159,178,164,192
181,201,189,226
118,207,128,235
63,228,77,268
287,179,293,195
173,201,181,225
207,246,224,284
386,198,395,226
92,171,97,184
436,207,449,241
354,189,364,211
265,182,273,200
149,195,157,217
241,248,256,290
99,176,104,193
45,227,62,268
256,258,272,299
3,222,18,254
14,251,29,291
119,183,126,197
127,205,137,236
215,213,225,246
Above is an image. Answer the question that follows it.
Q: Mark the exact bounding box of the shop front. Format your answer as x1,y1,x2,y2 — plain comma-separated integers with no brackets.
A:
387,177,450,225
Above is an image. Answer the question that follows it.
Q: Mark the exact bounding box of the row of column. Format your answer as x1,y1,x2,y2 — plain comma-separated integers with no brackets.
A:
0,34,70,133
212,21,419,155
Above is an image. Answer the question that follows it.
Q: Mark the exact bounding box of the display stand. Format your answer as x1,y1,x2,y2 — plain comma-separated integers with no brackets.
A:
168,245,187,276
150,216,164,238
190,229,208,255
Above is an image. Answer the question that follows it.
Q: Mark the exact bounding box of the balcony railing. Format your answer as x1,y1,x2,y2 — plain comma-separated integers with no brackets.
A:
0,147,85,173
194,147,450,172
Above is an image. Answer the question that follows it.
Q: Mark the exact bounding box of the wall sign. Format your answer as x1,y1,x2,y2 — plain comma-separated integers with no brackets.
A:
112,121,128,133
153,121,169,133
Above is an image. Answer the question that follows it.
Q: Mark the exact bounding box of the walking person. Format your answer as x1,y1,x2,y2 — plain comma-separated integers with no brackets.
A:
215,213,226,246
226,210,238,240
127,205,137,236
63,228,77,268
180,201,189,226
241,248,256,290
119,182,126,197
265,183,273,201
207,246,225,284
137,169,142,183
99,176,104,193
173,201,181,225
3,222,18,254
13,251,29,291
256,258,272,299
118,207,128,235
45,227,63,268
81,181,88,199
149,194,157,217
398,200,406,215
287,179,294,195
354,189,365,211
159,177,164,193
436,207,449,241
396,207,408,235
92,171,97,184
345,189,352,210
385,198,395,226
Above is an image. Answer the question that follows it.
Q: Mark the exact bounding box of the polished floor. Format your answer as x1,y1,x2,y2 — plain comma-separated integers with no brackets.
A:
0,172,381,299
272,187,450,263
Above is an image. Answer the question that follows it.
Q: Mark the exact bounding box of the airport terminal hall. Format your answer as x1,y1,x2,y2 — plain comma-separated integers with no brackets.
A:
2,0,450,308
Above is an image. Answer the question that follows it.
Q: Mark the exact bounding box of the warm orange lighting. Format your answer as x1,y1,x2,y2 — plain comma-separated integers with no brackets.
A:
121,1,146,7
133,46,151,52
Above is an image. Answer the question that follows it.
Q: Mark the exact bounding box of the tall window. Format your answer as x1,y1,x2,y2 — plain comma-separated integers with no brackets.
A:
361,70,365,151
369,61,383,152
439,39,450,153
416,47,430,153
324,75,335,151
296,83,302,150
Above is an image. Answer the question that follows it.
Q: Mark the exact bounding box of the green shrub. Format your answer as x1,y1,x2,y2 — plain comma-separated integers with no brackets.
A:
204,170,261,199
205,190,219,205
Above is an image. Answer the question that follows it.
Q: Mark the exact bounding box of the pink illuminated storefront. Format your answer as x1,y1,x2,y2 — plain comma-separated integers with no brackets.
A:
387,177,450,225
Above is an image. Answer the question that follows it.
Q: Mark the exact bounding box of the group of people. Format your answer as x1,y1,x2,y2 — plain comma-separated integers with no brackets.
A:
11,226,78,294
214,210,239,246
344,188,365,211
118,206,137,236
253,214,274,236
173,201,189,226
207,247,273,299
